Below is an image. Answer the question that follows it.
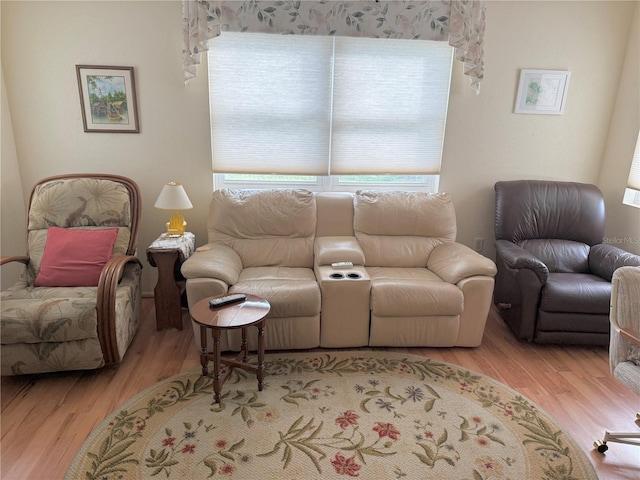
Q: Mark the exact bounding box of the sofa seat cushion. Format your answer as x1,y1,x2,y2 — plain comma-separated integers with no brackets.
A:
613,361,640,395
1,286,99,344
369,316,460,347
540,273,611,314
1,339,105,376
231,267,321,318
367,267,463,317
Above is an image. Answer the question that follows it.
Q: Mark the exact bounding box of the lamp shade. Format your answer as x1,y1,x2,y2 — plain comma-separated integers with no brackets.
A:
154,182,193,210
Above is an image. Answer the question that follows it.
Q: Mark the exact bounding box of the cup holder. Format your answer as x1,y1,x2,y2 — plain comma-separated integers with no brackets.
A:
328,272,362,280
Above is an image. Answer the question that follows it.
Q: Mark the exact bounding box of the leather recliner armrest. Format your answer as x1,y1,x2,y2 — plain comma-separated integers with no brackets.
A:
428,242,497,284
314,236,365,266
589,243,640,281
494,239,549,283
180,243,243,286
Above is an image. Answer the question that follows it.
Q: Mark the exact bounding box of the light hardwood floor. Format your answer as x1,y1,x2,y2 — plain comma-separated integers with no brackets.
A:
1,299,639,479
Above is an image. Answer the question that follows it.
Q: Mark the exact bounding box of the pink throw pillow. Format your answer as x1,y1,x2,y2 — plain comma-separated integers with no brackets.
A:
34,227,119,287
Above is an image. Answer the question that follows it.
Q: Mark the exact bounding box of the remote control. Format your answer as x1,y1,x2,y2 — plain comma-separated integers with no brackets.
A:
209,293,247,308
331,261,353,269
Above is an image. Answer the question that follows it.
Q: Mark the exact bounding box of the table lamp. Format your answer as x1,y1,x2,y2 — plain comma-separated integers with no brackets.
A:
154,182,193,237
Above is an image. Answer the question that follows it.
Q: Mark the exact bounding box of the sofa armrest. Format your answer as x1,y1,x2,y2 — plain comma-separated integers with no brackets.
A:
314,236,365,266
589,243,640,281
494,239,549,283
180,243,243,286
428,242,497,284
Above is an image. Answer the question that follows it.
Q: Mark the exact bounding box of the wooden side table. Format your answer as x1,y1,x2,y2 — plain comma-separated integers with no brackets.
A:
190,294,270,404
146,232,196,330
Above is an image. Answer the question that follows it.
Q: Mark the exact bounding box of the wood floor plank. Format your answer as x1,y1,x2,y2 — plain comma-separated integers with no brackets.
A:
1,300,639,479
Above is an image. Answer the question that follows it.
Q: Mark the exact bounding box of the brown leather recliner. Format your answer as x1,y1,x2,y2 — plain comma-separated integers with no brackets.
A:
494,180,640,345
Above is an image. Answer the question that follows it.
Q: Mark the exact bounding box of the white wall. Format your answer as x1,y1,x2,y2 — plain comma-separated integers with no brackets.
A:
2,1,638,295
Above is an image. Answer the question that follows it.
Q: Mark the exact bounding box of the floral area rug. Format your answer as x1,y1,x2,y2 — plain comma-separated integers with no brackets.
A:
66,352,597,479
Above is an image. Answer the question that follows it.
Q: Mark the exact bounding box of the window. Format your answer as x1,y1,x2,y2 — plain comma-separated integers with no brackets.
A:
623,131,640,208
218,173,439,193
207,33,452,192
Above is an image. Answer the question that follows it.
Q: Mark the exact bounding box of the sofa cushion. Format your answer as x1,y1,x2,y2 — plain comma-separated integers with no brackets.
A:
367,267,463,317
0,289,99,344
613,361,640,395
231,267,321,318
540,273,611,314
628,345,640,366
354,191,456,267
34,227,119,287
208,189,316,268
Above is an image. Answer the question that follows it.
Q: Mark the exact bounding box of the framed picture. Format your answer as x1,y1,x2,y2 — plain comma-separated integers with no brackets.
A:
514,69,571,115
76,65,139,133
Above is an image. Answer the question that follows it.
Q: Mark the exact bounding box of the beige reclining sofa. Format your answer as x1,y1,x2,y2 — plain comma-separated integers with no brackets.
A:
181,189,497,351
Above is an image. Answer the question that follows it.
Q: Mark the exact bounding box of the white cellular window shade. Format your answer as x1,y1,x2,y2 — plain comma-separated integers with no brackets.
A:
208,33,453,176
623,132,640,208
208,34,332,175
331,37,452,175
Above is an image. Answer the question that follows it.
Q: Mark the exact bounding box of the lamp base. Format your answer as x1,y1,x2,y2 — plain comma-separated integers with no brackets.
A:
166,212,187,237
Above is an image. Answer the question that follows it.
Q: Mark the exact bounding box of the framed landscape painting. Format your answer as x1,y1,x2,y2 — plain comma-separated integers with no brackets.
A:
76,65,139,133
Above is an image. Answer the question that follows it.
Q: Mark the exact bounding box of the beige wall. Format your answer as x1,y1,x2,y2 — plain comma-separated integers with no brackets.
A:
1,66,27,289
442,0,638,254
598,2,640,255
2,1,213,293
1,0,638,295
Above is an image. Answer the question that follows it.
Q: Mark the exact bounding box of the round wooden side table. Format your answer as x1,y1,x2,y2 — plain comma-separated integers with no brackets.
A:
190,294,270,404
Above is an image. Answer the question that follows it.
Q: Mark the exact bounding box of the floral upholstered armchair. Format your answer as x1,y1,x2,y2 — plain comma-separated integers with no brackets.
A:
608,266,640,393
0,174,143,375
594,266,640,453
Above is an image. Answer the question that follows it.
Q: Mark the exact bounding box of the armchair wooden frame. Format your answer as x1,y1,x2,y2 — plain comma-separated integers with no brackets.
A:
0,173,142,364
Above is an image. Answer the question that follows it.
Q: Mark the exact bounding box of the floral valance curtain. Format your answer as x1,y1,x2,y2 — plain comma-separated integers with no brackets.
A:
182,0,486,92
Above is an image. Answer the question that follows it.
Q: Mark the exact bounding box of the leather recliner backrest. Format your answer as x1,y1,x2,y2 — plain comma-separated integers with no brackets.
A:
208,188,316,268
354,190,457,267
495,180,605,273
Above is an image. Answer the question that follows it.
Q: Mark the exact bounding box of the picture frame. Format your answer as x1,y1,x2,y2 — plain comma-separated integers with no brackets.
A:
514,69,571,115
76,65,139,133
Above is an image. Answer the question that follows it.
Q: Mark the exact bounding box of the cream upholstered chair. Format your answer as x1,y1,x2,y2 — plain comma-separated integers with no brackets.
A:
0,174,142,375
594,265,640,453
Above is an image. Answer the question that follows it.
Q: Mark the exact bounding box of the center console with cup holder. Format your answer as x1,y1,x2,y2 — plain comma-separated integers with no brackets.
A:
315,265,371,347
